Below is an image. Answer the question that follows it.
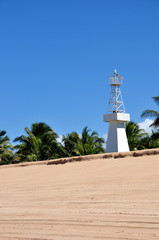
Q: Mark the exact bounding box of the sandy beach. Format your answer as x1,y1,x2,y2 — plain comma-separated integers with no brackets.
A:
1,153,159,239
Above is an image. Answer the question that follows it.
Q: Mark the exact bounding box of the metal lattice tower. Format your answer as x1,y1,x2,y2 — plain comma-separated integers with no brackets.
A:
108,69,125,113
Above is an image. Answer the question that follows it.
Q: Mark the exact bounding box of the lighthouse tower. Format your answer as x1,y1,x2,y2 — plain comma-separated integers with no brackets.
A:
103,70,130,153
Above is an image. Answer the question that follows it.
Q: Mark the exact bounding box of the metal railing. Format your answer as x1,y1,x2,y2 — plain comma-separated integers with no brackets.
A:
108,76,122,85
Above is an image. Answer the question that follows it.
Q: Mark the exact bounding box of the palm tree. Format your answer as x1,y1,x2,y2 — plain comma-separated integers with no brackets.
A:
14,122,66,162
141,96,159,128
62,132,80,156
0,130,14,165
80,127,105,155
126,121,148,151
139,131,159,149
63,127,105,156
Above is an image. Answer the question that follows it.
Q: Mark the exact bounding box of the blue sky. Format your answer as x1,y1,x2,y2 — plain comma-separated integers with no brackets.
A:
0,0,159,143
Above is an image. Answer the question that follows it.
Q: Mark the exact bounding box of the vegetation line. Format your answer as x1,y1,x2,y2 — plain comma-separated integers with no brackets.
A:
0,96,158,166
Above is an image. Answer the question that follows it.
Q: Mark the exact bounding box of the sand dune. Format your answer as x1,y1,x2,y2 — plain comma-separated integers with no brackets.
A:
0,151,159,239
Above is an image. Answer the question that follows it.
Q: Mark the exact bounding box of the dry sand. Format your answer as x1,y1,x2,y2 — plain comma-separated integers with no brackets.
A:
0,153,159,239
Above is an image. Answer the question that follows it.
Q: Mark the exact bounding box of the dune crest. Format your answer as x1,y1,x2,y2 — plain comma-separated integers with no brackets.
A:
1,148,159,168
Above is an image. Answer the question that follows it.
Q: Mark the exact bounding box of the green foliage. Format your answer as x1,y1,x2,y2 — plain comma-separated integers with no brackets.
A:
140,95,159,149
14,122,66,162
0,124,105,165
126,121,148,151
139,131,159,149
0,130,14,165
126,121,159,151
62,126,105,156
141,96,159,128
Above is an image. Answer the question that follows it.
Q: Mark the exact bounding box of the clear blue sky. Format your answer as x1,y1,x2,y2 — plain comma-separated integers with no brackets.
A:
0,0,159,142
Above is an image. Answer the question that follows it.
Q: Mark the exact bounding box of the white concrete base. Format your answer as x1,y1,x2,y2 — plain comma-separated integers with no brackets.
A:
104,113,130,153
104,113,130,122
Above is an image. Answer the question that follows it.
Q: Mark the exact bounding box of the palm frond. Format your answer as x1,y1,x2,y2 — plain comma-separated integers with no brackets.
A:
141,110,159,118
153,96,159,107
0,130,6,137
150,118,159,128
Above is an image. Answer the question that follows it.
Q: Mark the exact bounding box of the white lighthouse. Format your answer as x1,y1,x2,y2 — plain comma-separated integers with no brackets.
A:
104,70,130,153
